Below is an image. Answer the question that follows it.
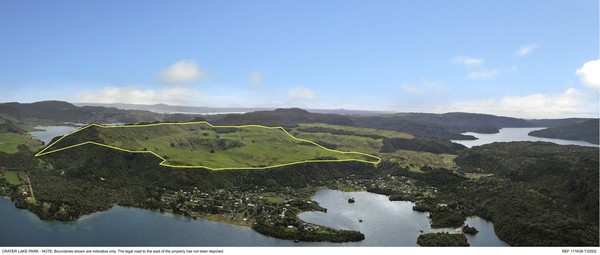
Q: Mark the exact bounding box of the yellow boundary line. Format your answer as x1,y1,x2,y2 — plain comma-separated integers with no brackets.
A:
35,121,381,170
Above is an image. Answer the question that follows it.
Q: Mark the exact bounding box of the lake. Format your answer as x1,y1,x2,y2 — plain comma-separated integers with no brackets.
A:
29,126,79,145
0,189,508,247
0,198,297,246
451,127,599,148
298,189,508,246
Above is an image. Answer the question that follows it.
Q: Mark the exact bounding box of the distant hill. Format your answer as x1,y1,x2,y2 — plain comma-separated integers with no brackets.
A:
528,118,593,128
75,102,273,115
214,108,355,127
0,116,27,134
75,102,393,116
0,101,202,124
529,119,599,144
3,100,595,142
351,116,476,140
380,112,534,134
350,112,556,140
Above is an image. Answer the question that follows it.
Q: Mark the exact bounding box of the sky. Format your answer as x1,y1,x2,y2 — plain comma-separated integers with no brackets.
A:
0,0,598,118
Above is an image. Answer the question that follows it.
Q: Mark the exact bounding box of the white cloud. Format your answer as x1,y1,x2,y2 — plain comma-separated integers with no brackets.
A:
159,60,204,85
288,87,316,100
452,56,484,67
79,86,205,105
467,70,500,80
514,44,538,57
442,88,598,118
576,59,600,92
250,71,263,85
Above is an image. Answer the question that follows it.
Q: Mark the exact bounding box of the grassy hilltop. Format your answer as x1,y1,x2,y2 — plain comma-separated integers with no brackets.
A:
37,122,380,169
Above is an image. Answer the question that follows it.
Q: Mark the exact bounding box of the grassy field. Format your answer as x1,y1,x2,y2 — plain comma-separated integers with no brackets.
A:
296,123,413,139
290,123,413,155
290,131,383,155
4,171,21,185
0,133,42,154
264,196,285,204
40,122,380,169
381,150,457,173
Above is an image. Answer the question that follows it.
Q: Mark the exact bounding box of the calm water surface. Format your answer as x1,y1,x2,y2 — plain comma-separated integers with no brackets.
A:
0,189,508,247
0,198,297,246
29,126,79,145
452,127,598,148
298,189,508,246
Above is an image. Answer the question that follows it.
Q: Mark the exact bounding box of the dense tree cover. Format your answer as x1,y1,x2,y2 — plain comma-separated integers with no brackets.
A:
0,101,203,124
455,142,599,225
28,144,377,215
529,118,594,128
0,145,40,170
462,225,478,235
455,178,598,246
371,142,599,246
0,118,27,134
529,119,599,144
449,142,599,246
380,137,465,155
214,108,354,127
351,116,475,140
416,233,469,246
295,126,388,140
385,112,533,134
253,218,365,242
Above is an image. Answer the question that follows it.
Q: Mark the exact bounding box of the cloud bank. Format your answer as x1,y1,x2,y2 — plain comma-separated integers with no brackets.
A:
442,88,597,118
79,86,204,105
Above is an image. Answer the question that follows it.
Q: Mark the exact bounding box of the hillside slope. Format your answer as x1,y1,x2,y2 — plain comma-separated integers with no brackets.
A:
528,119,599,144
38,122,379,169
454,142,599,245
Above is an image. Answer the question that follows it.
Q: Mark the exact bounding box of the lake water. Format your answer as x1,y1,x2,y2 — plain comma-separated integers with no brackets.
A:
0,198,297,247
298,189,508,246
29,126,79,145
0,189,508,247
451,127,599,148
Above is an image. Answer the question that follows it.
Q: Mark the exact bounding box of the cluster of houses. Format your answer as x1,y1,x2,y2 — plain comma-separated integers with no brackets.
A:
158,186,314,226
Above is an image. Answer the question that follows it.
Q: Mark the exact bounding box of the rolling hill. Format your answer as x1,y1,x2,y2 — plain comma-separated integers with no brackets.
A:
528,119,599,144
37,122,380,169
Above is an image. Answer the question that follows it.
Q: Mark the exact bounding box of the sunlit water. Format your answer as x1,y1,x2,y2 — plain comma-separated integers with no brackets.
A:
451,127,598,148
29,126,79,145
0,198,298,246
0,189,508,247
298,189,508,246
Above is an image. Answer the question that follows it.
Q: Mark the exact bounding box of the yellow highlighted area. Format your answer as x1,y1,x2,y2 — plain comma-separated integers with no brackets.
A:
35,121,381,170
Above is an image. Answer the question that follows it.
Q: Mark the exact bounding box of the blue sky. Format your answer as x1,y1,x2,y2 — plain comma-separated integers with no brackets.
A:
0,0,598,118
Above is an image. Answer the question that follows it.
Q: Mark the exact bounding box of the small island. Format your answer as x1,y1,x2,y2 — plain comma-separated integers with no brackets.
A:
462,224,479,235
